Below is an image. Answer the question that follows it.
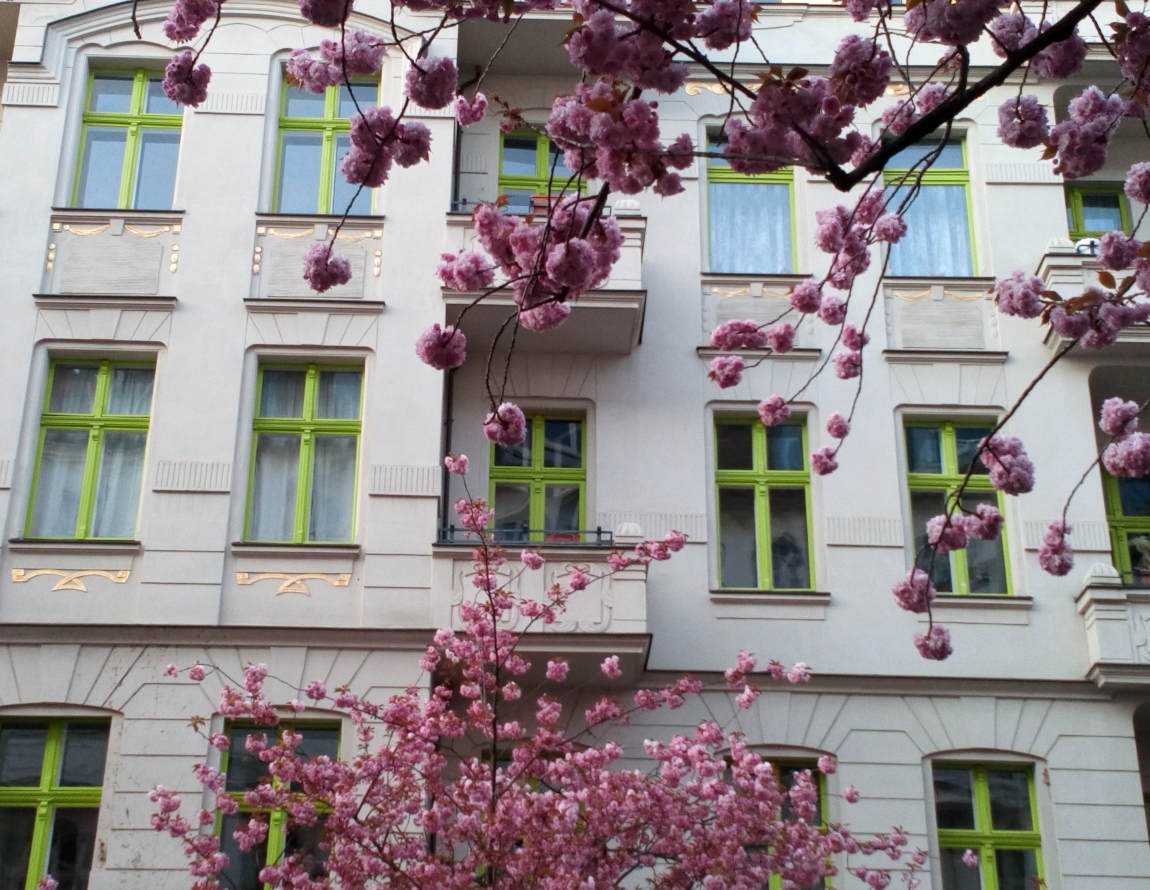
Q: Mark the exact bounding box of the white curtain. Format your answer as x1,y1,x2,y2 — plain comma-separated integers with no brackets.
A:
250,434,300,541
709,182,792,274
91,430,146,538
107,367,154,414
889,185,973,277
29,429,87,536
308,435,356,541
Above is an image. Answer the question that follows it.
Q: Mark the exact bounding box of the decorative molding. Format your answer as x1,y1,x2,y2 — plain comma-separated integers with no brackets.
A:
369,465,440,497
10,568,131,592
883,349,1008,365
154,461,232,493
1024,519,1111,552
825,516,904,547
984,162,1061,184
197,91,266,115
595,511,707,542
887,361,1007,408
1,82,60,106
244,306,380,348
234,571,352,595
35,307,173,343
0,459,11,489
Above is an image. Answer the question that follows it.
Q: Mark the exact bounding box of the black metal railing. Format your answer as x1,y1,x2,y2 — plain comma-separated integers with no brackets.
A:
436,526,614,547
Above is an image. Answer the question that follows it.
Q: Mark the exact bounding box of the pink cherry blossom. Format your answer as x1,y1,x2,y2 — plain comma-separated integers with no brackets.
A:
415,324,467,370
962,849,979,868
843,784,861,803
834,350,862,379
162,50,210,107
302,243,353,293
1098,233,1139,271
926,514,968,554
444,453,470,475
455,92,488,126
979,435,1035,495
600,655,622,679
997,95,1049,149
711,319,768,350
1102,432,1150,478
914,625,953,660
827,412,851,439
405,57,457,110
709,355,744,388
483,402,527,446
790,279,824,314
961,503,1003,541
811,446,839,475
757,394,791,427
1125,162,1150,204
892,568,935,613
995,271,1045,318
520,549,544,570
297,0,349,27
163,0,219,42
1100,398,1140,438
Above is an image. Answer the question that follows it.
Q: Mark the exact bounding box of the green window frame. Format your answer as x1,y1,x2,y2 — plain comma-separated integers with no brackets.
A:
245,364,363,544
1065,184,1131,240
26,360,154,540
276,79,378,215
905,421,1012,595
498,131,582,215
714,418,813,591
884,136,976,277
706,131,795,274
932,764,1043,890
1102,471,1150,585
73,69,182,210
0,719,110,890
745,760,826,890
217,723,340,890
489,415,586,544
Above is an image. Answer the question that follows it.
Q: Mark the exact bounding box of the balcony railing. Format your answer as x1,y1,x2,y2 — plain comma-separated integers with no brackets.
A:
1076,563,1150,688
437,526,614,546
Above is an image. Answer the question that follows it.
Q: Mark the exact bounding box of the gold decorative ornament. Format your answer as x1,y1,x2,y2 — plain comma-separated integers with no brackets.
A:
10,568,131,592
235,571,352,595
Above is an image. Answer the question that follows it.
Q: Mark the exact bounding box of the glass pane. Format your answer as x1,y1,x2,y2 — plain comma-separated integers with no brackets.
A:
46,808,99,890
295,727,340,761
0,808,35,889
547,141,576,180
889,184,973,277
933,767,976,829
1125,532,1150,585
106,367,154,415
89,75,133,113
719,487,758,587
316,370,361,419
49,366,98,414
502,188,534,215
892,138,964,169
965,494,1007,594
995,849,1039,890
911,489,953,591
494,434,531,467
250,434,301,541
709,181,792,274
955,427,992,475
493,482,530,542
939,847,982,890
259,370,306,417
285,818,328,878
134,129,179,209
59,724,109,787
338,82,377,117
1081,193,1124,234
1118,477,1150,516
144,78,179,115
716,422,753,470
29,429,89,538
769,488,810,589
777,765,821,823
91,430,146,538
988,770,1032,830
502,136,538,176
0,724,48,786
308,435,357,541
218,812,266,890
906,426,942,474
284,84,326,118
225,727,268,791
544,484,580,540
543,420,582,468
278,132,324,213
76,128,127,208
767,426,804,471
333,133,371,215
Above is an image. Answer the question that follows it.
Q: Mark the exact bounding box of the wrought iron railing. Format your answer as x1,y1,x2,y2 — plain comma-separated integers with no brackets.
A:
436,526,614,546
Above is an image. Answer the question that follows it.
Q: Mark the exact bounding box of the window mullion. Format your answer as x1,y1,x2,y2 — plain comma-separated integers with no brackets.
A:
319,129,336,214
756,481,772,589
295,430,314,543
118,122,141,209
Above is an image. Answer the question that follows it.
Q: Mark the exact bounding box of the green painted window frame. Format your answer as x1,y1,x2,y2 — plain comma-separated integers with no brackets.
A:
275,78,378,215
1102,471,1150,585
0,718,110,890
755,760,827,890
25,359,154,540
932,763,1043,890
905,420,1013,595
714,418,814,591
72,69,182,209
244,363,363,544
497,130,583,213
217,722,340,890
1065,184,1131,240
488,414,587,543
884,136,977,276
705,130,796,274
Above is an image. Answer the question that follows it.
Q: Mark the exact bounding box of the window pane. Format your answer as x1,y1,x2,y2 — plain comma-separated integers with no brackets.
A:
544,484,580,539
332,133,371,215
719,487,758,587
278,132,324,213
494,436,531,467
988,770,1032,830
1125,532,1150,585
889,184,972,277
892,138,964,169
259,370,306,417
709,181,791,274
134,129,179,209
777,765,821,823
933,767,976,829
309,435,356,541
46,808,99,890
144,78,179,115
1118,477,1150,516
716,422,753,470
955,426,992,475
939,847,982,890
995,849,1039,890
1080,193,1124,234
503,187,534,215
89,75,133,113
906,426,942,474
767,426,804,471
0,724,48,786
548,141,576,180
295,727,340,761
911,489,953,592
76,128,127,208
769,488,810,589
338,82,377,117
502,136,538,176
493,482,530,542
225,728,268,791
0,808,35,889
250,434,301,541
30,429,89,538
316,370,361,419
543,420,582,468
49,366,98,414
59,723,110,787
218,812,267,890
284,84,326,118
965,494,1007,595
91,430,146,538
107,367,154,415
285,820,329,878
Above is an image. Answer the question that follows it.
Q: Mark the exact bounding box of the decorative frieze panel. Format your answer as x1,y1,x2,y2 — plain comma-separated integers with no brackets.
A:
369,465,440,497
43,212,182,296
700,275,815,348
825,516,904,548
235,571,351,596
244,300,382,348
154,461,232,493
1,82,60,107
884,279,998,350
34,302,174,344
10,567,131,592
251,217,383,300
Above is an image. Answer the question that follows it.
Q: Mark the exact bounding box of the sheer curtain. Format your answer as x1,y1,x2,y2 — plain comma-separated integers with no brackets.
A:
308,435,356,541
91,431,145,537
29,430,87,536
709,182,791,274
250,434,300,541
889,185,973,277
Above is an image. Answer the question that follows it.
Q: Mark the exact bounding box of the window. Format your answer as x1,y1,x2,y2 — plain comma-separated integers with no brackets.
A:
73,70,181,210
0,719,110,890
490,416,584,543
276,80,376,215
218,724,340,890
745,761,826,890
246,365,362,543
905,421,1010,595
933,764,1043,890
714,419,812,590
1065,184,1130,240
498,131,581,215
706,132,794,274
886,137,974,277
26,360,154,540
1103,472,1150,585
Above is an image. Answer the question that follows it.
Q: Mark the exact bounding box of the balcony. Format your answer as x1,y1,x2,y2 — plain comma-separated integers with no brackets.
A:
441,210,646,354
42,210,182,297
883,278,999,351
1075,563,1150,688
250,215,383,301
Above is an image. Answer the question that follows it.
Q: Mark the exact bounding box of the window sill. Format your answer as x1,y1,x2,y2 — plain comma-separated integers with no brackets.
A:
883,348,1008,365
255,212,384,224
696,346,822,362
710,589,830,620
8,539,142,556
925,594,1033,625
230,542,362,559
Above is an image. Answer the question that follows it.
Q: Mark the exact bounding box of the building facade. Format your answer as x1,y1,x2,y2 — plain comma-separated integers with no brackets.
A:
0,0,1149,887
